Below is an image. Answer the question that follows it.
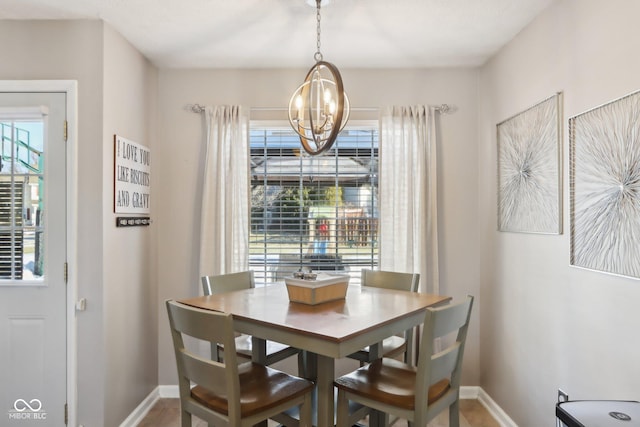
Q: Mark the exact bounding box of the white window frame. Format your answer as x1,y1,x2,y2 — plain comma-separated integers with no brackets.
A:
249,120,379,286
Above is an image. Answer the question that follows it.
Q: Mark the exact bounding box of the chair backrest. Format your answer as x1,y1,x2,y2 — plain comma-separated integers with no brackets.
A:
166,299,243,424
202,270,255,296
415,295,474,425
361,269,420,292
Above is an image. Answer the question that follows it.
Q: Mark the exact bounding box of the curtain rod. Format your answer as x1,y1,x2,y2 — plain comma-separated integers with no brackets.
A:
185,104,456,114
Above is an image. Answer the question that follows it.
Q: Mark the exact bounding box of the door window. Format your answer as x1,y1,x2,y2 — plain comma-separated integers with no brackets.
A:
0,118,44,282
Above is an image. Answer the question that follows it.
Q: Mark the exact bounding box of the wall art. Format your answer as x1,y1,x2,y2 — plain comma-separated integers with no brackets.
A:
497,93,562,233
114,135,151,214
569,90,640,278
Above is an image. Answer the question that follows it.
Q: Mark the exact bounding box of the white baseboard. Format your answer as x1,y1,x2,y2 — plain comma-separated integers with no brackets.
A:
118,387,161,427
460,385,481,399
159,384,179,398
125,385,517,427
475,387,519,427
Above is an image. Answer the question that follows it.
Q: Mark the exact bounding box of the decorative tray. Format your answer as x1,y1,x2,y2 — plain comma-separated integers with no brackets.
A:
284,272,349,305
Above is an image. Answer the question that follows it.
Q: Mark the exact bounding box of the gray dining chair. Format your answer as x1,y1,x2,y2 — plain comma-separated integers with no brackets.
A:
334,295,474,427
347,269,420,365
201,271,304,372
166,300,313,427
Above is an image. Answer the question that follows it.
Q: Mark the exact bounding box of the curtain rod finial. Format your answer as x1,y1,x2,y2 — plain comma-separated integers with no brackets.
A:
436,104,457,114
186,104,206,113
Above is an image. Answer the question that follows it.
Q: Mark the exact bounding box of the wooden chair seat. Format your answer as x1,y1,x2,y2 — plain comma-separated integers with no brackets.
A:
191,362,313,417
334,358,450,410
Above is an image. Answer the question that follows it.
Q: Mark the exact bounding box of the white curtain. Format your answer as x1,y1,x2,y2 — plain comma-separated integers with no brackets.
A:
198,106,250,279
379,105,439,294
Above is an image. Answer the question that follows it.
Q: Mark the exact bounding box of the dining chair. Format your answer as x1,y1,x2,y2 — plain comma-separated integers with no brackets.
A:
166,299,313,427
201,271,303,367
347,269,420,365
334,295,474,427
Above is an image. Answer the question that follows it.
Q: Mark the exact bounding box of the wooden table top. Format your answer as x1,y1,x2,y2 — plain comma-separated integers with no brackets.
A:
179,283,451,344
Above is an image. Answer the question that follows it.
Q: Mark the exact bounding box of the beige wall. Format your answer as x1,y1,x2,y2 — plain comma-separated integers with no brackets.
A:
156,67,482,386
103,25,159,426
0,19,108,425
0,20,158,426
479,0,640,425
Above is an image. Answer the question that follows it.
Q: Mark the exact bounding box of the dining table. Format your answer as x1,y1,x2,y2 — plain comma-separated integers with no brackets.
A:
179,282,451,427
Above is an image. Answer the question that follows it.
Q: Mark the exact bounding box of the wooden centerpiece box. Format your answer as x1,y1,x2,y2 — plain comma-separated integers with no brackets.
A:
284,272,349,305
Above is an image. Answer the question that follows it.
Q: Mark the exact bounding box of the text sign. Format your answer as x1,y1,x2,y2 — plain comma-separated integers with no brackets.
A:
114,135,151,214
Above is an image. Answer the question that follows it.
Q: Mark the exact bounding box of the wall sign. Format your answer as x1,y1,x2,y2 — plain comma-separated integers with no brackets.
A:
114,135,151,214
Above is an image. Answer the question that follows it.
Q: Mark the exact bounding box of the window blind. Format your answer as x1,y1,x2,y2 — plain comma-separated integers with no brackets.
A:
249,125,379,286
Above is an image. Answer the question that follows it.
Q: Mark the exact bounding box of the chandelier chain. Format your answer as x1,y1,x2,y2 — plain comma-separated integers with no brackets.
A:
289,0,349,155
314,0,323,62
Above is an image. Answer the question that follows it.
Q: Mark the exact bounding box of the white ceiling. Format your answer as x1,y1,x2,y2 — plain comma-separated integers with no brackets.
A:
0,0,557,69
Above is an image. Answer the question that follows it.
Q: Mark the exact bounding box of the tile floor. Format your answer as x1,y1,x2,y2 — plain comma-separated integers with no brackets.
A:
137,398,501,427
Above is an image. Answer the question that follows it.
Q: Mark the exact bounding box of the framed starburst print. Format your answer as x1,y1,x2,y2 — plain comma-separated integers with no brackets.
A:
497,93,563,233
569,90,640,279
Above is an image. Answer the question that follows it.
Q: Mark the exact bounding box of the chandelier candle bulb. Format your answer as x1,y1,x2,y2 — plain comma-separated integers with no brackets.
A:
295,95,303,121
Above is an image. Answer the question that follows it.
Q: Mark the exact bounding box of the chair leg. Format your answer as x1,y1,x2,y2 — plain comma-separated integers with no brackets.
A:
370,410,388,427
449,400,460,427
181,409,191,427
211,342,222,362
297,350,306,378
405,329,414,365
336,389,349,427
300,393,313,427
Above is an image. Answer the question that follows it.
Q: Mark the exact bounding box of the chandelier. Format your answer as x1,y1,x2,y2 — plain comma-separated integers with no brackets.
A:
288,0,350,156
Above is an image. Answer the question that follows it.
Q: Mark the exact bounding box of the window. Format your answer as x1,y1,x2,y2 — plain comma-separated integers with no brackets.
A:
250,123,379,286
0,119,44,281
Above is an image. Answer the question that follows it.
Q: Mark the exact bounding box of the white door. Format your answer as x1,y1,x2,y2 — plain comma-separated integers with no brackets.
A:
0,92,67,425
